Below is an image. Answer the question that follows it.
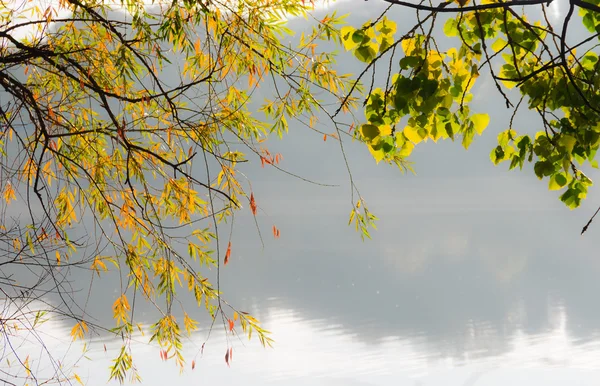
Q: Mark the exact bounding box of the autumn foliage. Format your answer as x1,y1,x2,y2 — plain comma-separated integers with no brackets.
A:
1,0,348,382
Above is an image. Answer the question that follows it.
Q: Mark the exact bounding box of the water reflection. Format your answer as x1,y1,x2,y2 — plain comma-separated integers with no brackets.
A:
12,296,600,385
7,167,600,384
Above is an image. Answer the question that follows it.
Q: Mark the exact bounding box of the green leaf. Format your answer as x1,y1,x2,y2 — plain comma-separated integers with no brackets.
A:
560,186,581,209
396,76,419,96
419,79,439,99
581,53,598,71
549,173,568,190
443,19,458,37
379,37,392,53
558,134,577,153
399,56,421,70
533,134,552,158
462,126,475,149
360,124,380,141
534,160,555,179
471,113,490,135
491,145,504,164
393,95,407,111
381,137,395,153
354,44,377,63
582,12,596,33
445,121,455,140
352,30,368,44
499,64,518,89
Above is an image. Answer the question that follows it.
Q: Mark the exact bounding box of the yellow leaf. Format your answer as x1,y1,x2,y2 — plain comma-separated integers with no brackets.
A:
91,256,107,275
401,37,418,55
3,183,16,203
492,38,506,53
498,66,517,89
399,141,415,157
24,355,30,377
404,125,424,144
113,294,130,326
70,321,87,341
379,125,392,136
368,145,385,163
471,114,490,135
73,373,83,385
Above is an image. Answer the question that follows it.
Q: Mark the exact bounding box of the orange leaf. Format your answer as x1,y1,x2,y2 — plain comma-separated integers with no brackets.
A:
323,134,327,141
228,319,234,332
229,347,233,362
224,242,231,265
117,125,125,141
272,225,280,239
249,193,257,215
191,360,196,370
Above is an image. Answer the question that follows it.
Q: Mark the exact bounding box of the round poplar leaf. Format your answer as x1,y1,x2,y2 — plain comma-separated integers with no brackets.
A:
471,113,490,135
360,124,380,141
443,18,458,37
381,137,394,153
549,173,568,190
354,44,377,63
404,125,424,144
419,79,439,99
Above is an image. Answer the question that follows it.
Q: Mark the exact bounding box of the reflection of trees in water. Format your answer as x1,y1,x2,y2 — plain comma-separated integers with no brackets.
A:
221,210,600,360
30,208,600,361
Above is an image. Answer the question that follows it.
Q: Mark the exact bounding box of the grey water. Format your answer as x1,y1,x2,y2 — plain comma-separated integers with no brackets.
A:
25,127,600,386
18,117,600,385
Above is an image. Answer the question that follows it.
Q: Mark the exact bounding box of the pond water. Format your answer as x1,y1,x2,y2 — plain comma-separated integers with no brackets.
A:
13,126,600,385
